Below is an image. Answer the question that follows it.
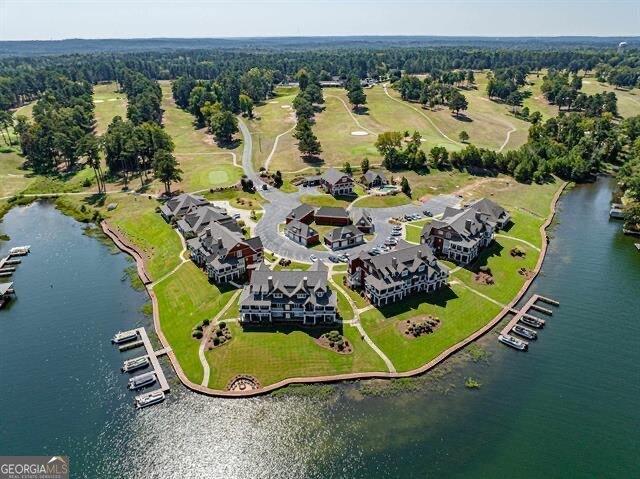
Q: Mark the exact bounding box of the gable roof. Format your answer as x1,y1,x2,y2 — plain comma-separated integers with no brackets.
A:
315,206,349,218
160,193,208,217
353,209,373,226
422,206,493,244
324,224,362,242
362,170,386,183
287,204,315,221
178,205,239,234
468,198,508,223
285,219,317,239
321,168,351,185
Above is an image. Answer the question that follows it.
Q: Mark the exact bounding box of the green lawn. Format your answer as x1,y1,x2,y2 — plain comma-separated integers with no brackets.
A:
104,196,183,280
330,283,355,321
352,193,412,208
360,283,502,372
203,189,266,210
0,150,33,197
93,82,127,135
160,81,243,193
332,273,369,309
154,262,237,384
300,192,357,208
205,320,386,390
405,224,423,244
580,77,640,119
451,237,539,305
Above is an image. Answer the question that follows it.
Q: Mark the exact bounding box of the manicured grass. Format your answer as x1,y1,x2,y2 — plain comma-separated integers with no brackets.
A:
20,168,97,195
203,189,266,210
103,195,183,280
523,72,560,121
205,321,386,390
352,193,412,208
330,283,355,321
159,81,243,193
451,237,539,305
332,273,369,309
580,78,640,118
154,262,237,384
246,88,298,170
405,224,423,244
502,209,545,248
93,82,127,135
300,192,356,208
0,150,33,197
400,169,476,200
273,260,311,271
360,283,502,372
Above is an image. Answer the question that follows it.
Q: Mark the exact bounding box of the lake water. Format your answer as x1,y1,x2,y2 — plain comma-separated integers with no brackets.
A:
0,179,638,478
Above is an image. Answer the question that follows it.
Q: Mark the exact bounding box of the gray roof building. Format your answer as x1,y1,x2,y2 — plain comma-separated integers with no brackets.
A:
239,261,338,325
361,170,388,187
160,193,209,221
324,224,365,250
321,168,350,186
286,204,315,224
176,205,240,237
467,198,511,228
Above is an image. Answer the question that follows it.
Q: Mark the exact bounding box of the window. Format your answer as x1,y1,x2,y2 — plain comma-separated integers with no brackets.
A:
297,293,306,299
401,271,408,277
274,293,283,299
418,265,424,272
316,291,324,298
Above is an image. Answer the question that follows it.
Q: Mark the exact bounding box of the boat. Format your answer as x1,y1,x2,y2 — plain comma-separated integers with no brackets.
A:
122,355,149,373
609,204,624,219
135,390,165,409
128,372,157,390
111,329,139,344
512,324,537,340
498,334,528,351
520,315,545,329
8,246,30,256
635,243,640,252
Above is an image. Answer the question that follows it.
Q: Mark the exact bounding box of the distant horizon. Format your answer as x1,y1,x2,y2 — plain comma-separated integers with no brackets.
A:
2,1,638,41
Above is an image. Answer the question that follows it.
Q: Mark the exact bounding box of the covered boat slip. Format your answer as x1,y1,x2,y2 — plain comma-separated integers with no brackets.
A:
0,282,16,309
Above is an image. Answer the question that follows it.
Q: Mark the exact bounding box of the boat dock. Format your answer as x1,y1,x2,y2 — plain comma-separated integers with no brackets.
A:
500,294,559,350
113,327,171,406
635,243,640,252
0,247,30,301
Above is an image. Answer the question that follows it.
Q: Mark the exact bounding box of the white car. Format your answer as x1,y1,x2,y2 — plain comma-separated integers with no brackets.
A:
385,237,398,246
309,254,318,262
391,230,402,236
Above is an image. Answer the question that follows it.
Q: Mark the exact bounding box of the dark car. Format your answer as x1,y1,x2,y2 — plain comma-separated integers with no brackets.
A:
328,255,340,263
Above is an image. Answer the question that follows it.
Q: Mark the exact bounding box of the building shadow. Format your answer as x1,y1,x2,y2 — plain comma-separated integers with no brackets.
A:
240,321,344,339
465,241,505,273
377,285,459,319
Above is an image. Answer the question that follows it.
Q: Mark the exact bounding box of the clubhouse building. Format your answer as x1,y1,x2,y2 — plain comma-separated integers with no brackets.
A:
320,168,354,197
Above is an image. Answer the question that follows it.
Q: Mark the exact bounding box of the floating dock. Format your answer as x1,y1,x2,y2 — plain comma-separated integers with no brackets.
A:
8,246,30,256
501,294,559,350
113,327,171,406
635,243,640,252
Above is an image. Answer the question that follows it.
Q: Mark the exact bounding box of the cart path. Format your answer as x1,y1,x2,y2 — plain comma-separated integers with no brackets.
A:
495,233,541,252
383,84,461,146
149,229,189,289
264,125,296,171
199,289,242,387
329,276,396,373
325,94,378,136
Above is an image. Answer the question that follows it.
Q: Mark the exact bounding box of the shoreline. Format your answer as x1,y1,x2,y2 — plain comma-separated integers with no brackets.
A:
101,180,567,397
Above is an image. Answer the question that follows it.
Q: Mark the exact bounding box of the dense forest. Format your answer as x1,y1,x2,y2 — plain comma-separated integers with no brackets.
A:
1,40,639,227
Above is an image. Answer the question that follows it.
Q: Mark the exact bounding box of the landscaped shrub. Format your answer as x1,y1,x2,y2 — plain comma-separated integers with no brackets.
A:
203,319,210,326
192,330,203,339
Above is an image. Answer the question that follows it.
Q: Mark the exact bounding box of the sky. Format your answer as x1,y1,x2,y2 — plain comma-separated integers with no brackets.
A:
0,0,638,41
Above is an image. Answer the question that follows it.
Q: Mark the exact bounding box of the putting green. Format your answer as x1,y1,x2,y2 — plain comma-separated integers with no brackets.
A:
208,170,230,184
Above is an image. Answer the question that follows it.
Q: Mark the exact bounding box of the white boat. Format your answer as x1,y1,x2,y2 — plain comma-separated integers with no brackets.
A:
135,390,165,409
128,372,157,390
111,330,139,344
520,315,545,329
498,334,528,351
512,324,537,340
122,356,149,373
8,246,30,256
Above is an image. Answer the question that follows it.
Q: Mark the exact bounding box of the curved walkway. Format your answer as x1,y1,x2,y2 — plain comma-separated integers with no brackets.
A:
199,289,242,387
264,125,296,171
149,229,189,288
495,233,541,252
498,124,517,153
382,84,461,147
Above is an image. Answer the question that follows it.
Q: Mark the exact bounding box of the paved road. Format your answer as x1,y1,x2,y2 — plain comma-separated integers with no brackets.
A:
235,118,459,262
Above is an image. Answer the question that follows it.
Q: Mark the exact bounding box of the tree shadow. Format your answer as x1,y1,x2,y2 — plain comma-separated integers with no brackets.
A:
217,138,241,150
377,285,459,319
83,194,106,207
302,155,325,166
452,113,473,123
353,106,370,115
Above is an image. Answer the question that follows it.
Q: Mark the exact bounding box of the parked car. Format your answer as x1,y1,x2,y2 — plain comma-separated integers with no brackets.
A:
380,245,391,252
423,210,433,217
232,213,241,220
338,254,349,263
369,247,382,255
309,254,318,262
328,255,340,263
391,230,402,236
385,237,398,246
261,184,268,191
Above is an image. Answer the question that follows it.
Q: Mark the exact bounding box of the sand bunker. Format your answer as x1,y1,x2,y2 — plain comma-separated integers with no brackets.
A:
281,105,291,109
107,98,119,102
94,99,104,103
269,101,279,104
351,131,368,136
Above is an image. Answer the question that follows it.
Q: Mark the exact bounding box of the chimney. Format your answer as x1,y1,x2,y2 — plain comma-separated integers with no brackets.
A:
303,276,308,289
267,276,273,290
417,249,423,259
217,237,223,248
392,257,398,268
465,219,473,231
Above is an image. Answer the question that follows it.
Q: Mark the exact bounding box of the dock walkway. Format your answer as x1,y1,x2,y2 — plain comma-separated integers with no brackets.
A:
502,294,559,337
135,327,171,393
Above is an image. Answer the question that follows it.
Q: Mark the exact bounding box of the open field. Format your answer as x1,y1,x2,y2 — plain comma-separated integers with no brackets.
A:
523,72,561,120
159,81,244,194
360,283,502,372
0,150,33,197
155,262,237,384
93,82,127,135
205,320,386,390
580,78,640,118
